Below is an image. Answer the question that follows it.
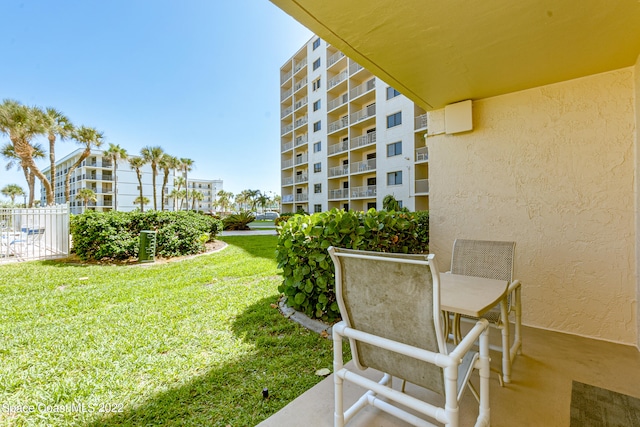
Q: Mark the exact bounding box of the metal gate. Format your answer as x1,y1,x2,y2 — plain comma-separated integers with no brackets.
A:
0,205,70,263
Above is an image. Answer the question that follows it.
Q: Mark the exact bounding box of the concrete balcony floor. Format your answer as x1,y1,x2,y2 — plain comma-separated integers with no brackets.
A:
258,324,640,427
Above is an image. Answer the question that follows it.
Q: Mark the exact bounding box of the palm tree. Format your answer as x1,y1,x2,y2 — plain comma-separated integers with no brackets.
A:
1,184,25,204
129,157,147,211
215,190,234,214
272,194,282,212
140,146,164,210
1,142,46,207
158,154,178,211
0,99,54,205
172,176,185,211
178,157,194,206
38,107,74,203
75,188,97,210
190,190,204,211
133,196,150,210
65,126,104,202
103,143,128,211
257,191,269,213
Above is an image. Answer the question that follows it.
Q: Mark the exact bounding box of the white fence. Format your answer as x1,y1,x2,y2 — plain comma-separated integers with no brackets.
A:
0,205,70,263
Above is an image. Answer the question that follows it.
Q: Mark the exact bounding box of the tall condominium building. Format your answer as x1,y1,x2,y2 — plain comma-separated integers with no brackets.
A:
280,37,429,214
41,148,223,214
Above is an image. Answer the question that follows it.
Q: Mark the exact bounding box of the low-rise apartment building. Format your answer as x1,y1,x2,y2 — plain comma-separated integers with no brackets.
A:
41,148,222,214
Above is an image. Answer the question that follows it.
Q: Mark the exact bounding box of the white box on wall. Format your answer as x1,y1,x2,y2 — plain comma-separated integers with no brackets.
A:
445,100,473,134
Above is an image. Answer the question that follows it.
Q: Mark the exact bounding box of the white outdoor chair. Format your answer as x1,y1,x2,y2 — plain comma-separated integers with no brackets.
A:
328,246,491,427
450,239,522,385
8,226,45,258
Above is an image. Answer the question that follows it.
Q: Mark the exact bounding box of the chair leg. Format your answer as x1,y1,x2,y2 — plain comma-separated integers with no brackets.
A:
511,287,522,357
499,299,511,384
334,331,345,427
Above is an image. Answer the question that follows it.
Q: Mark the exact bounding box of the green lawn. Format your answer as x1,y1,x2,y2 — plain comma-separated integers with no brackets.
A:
0,235,335,427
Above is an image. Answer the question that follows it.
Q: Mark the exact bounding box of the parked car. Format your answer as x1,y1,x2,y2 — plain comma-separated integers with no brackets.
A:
255,211,280,221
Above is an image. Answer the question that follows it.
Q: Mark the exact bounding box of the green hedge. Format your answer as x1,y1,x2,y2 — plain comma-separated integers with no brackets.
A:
275,209,429,322
70,211,223,261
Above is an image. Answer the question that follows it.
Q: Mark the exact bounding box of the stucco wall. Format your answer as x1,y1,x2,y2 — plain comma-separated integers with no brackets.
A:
635,55,640,349
428,68,637,345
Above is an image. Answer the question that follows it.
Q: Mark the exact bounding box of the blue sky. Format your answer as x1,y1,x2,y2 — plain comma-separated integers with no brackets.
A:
0,0,312,198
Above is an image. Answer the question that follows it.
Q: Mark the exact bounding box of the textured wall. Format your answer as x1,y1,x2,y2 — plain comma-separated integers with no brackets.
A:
428,68,637,345
635,56,640,349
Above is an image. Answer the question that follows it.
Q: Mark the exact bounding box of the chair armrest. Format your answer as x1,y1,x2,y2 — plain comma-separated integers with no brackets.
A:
507,279,521,293
449,318,489,360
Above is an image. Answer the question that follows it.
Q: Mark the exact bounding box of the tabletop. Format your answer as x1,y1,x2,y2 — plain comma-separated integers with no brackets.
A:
440,273,508,317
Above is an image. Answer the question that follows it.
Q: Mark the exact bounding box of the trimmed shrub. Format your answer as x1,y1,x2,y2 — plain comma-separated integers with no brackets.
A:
222,212,255,230
70,210,222,261
276,208,429,322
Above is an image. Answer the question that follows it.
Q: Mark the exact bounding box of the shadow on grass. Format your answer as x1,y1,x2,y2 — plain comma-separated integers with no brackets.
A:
218,234,279,261
83,295,332,427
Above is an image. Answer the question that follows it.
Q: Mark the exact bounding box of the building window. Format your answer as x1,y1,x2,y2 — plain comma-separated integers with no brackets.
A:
314,204,322,213
313,58,321,70
314,183,322,193
312,78,321,91
313,141,321,152
387,141,402,157
387,112,402,128
386,87,401,99
313,99,321,111
314,162,322,173
312,38,321,50
313,121,321,132
387,171,403,186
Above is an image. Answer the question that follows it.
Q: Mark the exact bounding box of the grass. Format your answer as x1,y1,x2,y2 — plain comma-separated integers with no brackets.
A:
0,235,336,426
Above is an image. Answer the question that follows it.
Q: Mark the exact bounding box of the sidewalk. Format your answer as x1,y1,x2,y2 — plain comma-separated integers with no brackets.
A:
220,229,277,236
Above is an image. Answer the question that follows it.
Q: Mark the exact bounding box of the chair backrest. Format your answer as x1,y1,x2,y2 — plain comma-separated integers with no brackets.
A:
451,239,515,282
328,246,446,395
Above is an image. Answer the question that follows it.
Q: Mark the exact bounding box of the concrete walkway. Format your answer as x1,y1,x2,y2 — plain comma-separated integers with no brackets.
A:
220,229,277,236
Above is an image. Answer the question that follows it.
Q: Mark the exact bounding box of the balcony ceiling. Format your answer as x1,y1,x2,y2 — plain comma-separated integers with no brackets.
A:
270,0,640,111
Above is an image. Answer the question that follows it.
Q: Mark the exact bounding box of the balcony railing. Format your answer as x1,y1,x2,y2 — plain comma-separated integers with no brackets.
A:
294,154,308,165
415,179,429,194
295,193,308,202
350,78,375,99
282,194,294,203
329,188,349,199
295,174,308,184
294,96,308,110
328,165,349,177
328,139,349,156
327,51,345,67
295,133,308,146
416,146,429,162
281,123,293,135
415,113,428,130
351,158,376,174
281,69,293,84
294,77,308,92
281,106,293,118
351,185,377,199
293,58,307,73
349,62,363,75
282,176,294,186
328,93,348,111
282,141,293,152
350,103,376,124
294,115,308,129
351,132,376,149
328,116,349,133
282,159,293,169
281,88,293,101
328,70,348,90
86,174,113,181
